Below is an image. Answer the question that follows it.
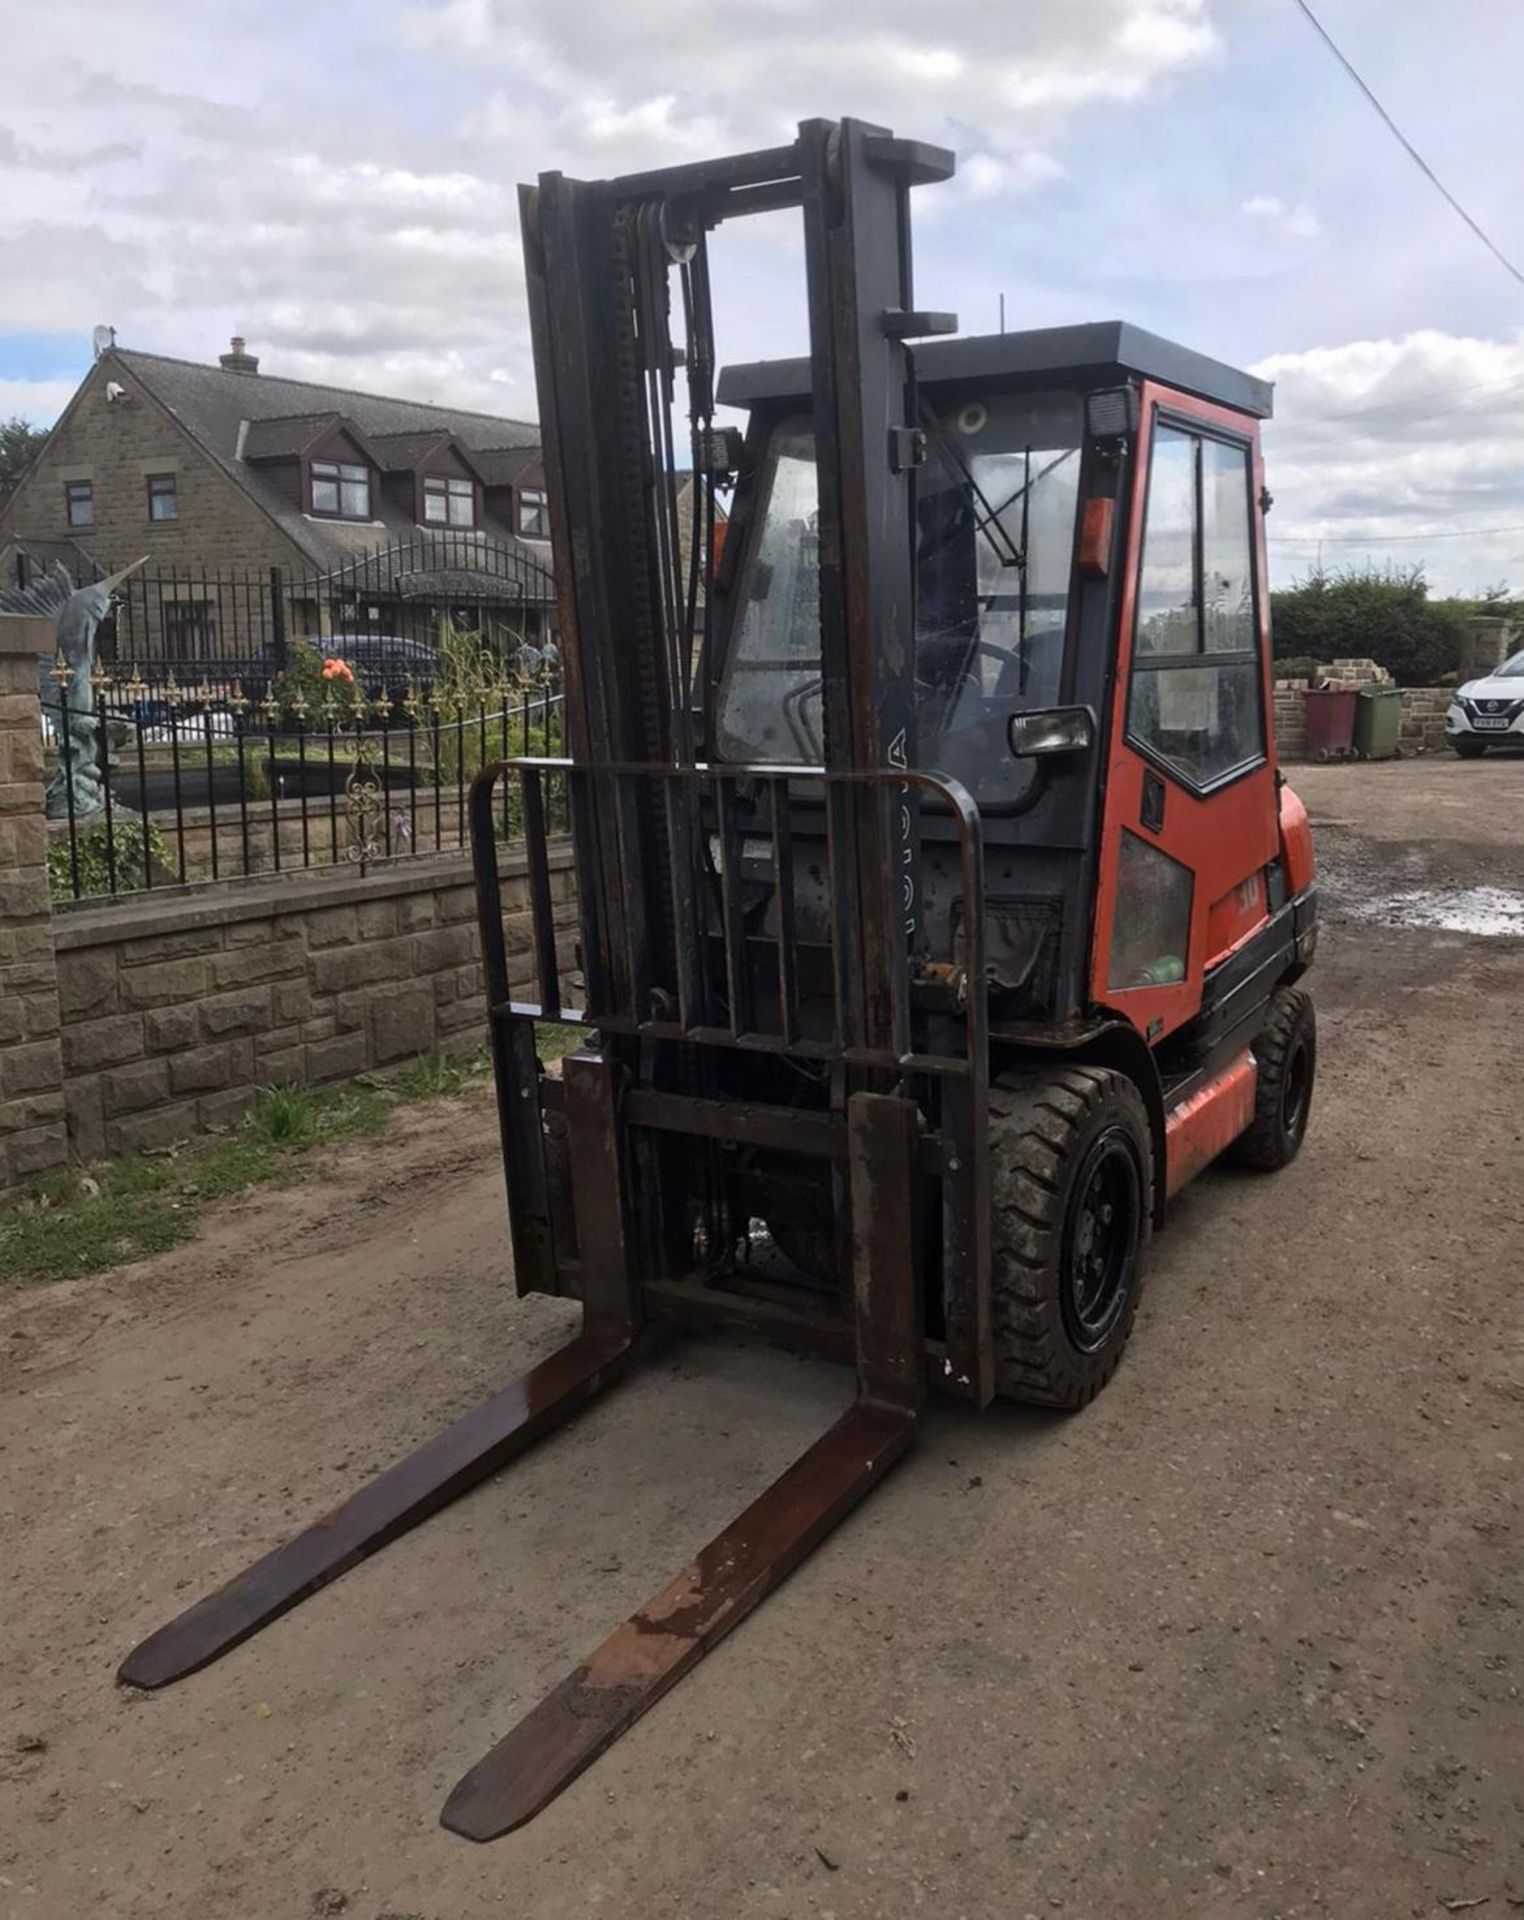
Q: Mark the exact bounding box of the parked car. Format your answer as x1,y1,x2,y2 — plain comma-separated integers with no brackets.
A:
1447,649,1524,757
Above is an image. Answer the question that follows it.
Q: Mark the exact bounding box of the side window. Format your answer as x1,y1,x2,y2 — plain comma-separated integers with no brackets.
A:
1128,422,1263,789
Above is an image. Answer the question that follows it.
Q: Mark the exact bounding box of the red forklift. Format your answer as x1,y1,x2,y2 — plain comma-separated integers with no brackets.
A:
120,117,1319,1840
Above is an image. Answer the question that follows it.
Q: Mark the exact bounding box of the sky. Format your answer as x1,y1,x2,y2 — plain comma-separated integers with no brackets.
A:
3,0,1524,593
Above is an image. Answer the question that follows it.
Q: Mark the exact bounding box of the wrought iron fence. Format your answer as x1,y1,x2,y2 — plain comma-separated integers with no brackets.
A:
33,542,566,902
45,653,566,902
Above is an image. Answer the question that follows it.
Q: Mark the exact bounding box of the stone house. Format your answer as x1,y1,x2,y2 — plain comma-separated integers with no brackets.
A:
0,337,555,660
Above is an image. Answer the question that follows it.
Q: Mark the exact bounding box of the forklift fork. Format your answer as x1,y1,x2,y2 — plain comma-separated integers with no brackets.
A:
443,1088,923,1839
118,1084,923,1840
118,1049,642,1692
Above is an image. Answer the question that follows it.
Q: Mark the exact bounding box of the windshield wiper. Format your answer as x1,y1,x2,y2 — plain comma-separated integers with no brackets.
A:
918,405,1077,574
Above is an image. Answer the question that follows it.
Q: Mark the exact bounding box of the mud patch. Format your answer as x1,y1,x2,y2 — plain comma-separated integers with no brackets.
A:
1345,882,1524,936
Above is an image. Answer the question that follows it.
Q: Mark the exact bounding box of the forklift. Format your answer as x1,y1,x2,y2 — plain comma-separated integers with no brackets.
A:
120,118,1319,1840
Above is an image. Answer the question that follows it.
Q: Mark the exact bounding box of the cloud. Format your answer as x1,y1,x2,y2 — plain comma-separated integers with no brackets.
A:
1240,194,1321,242
0,0,1217,421
1257,330,1524,592
0,376,83,424
0,130,142,175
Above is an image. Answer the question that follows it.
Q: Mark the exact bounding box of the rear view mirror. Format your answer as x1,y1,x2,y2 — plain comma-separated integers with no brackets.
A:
1007,705,1095,758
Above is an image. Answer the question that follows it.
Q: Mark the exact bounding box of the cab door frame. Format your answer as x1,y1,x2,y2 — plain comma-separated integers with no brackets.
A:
1088,380,1279,1046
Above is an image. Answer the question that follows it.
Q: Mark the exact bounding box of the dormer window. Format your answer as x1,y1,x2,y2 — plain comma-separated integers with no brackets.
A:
310,459,372,520
518,487,549,537
423,474,476,529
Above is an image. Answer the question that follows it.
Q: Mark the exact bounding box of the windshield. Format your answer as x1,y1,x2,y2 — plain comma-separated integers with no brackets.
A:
713,392,1085,803
1498,650,1524,679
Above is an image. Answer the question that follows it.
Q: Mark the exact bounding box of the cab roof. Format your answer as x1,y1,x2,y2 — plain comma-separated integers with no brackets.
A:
717,320,1273,421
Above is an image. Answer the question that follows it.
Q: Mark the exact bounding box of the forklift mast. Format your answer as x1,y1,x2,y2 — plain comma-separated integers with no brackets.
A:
520,118,951,1028
489,117,997,1401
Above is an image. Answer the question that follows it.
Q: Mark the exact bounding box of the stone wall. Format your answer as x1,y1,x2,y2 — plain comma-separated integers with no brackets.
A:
1274,658,1456,760
1397,688,1453,755
50,849,577,1162
1461,616,1517,681
0,616,69,1192
1272,682,1308,761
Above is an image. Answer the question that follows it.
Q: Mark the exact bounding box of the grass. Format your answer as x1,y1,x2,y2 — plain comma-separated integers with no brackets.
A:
1,1027,590,1291
6,1072,405,1290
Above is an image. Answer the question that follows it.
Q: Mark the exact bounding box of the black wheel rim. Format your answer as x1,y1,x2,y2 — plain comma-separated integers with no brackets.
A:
1061,1128,1142,1353
1281,1035,1312,1143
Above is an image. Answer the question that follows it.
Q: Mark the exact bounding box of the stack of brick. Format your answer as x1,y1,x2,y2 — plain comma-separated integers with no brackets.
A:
0,615,68,1193
1320,657,1392,689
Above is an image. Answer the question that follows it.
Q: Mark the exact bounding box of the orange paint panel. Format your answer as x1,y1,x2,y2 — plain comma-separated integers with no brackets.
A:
1205,871,1267,967
1279,781,1315,896
1164,1049,1256,1196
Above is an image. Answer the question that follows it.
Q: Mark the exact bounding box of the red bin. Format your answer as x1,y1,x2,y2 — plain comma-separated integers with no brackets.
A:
1303,687,1358,755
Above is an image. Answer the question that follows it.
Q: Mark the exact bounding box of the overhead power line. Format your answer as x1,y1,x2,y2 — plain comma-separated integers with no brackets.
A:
1280,369,1524,430
1290,0,1524,291
1272,521,1524,544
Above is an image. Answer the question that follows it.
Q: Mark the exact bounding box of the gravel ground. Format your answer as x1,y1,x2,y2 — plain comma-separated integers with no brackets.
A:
1,755,1520,1920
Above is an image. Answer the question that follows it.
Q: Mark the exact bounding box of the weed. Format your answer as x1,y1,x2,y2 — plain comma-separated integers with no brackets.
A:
388,1047,489,1100
247,1085,316,1148
536,1023,584,1063
47,819,170,903
4,1062,415,1289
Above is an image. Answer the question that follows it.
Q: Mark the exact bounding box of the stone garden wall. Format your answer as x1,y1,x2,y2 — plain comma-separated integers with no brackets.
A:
1274,658,1457,761
50,848,576,1164
0,617,68,1192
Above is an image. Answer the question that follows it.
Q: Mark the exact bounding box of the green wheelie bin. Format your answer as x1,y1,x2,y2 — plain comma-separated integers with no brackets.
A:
1354,685,1402,760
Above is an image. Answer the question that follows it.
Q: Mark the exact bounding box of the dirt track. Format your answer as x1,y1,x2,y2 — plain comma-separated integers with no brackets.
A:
2,757,1521,1920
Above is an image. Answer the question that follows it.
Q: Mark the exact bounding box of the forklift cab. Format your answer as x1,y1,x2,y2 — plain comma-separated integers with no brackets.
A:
709,324,1311,1053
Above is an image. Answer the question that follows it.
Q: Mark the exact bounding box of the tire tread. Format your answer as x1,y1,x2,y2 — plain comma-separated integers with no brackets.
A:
989,1066,1153,1409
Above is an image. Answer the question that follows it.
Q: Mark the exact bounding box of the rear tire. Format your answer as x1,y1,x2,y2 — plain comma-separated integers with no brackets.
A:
1229,984,1316,1171
1452,736,1489,759
989,1067,1153,1409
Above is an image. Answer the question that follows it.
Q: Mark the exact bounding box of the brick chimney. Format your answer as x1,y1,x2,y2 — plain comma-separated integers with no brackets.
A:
219,335,260,374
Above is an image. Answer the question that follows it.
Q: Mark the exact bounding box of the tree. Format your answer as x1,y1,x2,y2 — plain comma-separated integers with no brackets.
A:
1269,564,1469,687
0,417,49,506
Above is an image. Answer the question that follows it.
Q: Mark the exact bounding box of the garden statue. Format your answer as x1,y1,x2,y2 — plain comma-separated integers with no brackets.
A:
0,557,145,818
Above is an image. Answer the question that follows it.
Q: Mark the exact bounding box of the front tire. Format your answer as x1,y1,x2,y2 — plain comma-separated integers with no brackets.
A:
1452,736,1489,759
989,1066,1153,1409
1229,984,1316,1171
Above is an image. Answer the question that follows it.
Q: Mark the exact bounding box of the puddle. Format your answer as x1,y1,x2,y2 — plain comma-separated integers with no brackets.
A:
1349,885,1524,936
